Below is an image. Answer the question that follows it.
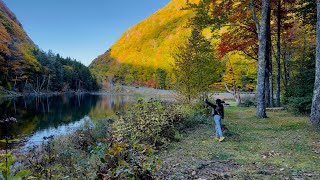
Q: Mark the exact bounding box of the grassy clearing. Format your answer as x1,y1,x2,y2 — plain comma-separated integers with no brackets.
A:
158,107,320,179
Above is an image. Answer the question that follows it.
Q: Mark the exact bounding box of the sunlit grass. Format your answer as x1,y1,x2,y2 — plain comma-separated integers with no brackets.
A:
159,107,320,178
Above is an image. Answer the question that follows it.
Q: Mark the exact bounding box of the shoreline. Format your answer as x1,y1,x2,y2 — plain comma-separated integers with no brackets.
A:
0,91,93,99
0,86,256,102
0,86,178,99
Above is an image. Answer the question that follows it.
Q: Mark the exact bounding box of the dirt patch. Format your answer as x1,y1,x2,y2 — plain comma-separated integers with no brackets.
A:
158,158,240,179
195,160,240,179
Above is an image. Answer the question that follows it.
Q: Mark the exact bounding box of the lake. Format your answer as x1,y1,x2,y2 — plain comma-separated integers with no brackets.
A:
0,94,133,150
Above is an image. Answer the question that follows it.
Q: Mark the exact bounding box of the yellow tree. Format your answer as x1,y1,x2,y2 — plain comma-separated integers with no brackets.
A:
223,52,257,105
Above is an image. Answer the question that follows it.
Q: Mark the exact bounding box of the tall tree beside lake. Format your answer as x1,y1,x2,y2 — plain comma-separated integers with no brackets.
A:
250,0,270,118
310,0,320,125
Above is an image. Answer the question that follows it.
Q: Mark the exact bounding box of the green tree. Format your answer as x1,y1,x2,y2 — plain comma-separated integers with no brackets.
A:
173,27,222,102
156,68,167,89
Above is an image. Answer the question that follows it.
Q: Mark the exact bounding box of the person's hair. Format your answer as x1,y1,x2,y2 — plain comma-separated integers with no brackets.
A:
216,99,222,105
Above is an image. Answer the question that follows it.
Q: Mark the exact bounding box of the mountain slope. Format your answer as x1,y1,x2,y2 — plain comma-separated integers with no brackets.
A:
0,0,40,85
0,1,98,93
90,0,200,86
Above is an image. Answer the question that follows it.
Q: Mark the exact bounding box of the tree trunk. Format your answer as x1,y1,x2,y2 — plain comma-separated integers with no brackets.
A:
269,60,274,107
225,58,241,106
47,74,50,92
13,99,16,114
265,69,270,107
36,77,39,93
268,4,273,107
224,83,241,106
287,51,292,85
39,76,46,92
265,4,272,107
24,78,28,91
5,60,9,82
282,42,289,92
251,0,269,118
47,97,50,113
14,75,17,90
310,0,320,125
275,0,281,107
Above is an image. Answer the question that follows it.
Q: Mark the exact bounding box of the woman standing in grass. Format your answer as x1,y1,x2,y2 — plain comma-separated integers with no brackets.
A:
205,98,225,142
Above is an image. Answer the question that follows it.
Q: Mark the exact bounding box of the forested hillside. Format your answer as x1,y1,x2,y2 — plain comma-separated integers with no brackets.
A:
0,0,97,94
90,0,199,88
0,0,40,90
90,0,256,90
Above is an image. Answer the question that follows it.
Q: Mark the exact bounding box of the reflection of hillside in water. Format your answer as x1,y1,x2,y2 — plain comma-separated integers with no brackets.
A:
89,95,132,120
0,94,99,140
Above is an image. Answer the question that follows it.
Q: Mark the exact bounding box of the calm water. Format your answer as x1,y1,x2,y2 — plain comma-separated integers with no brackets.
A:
0,94,133,149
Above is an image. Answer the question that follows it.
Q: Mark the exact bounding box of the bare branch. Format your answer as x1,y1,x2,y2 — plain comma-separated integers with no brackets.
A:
224,82,235,95
242,49,258,61
39,76,46,91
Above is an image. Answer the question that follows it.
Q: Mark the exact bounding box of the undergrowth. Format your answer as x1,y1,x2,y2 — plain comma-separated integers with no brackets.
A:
1,99,208,179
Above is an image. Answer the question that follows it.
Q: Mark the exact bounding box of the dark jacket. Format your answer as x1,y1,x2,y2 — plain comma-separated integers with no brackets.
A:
205,100,224,119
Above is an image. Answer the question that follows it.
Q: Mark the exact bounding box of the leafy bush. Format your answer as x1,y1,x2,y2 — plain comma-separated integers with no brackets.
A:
0,117,30,179
179,100,211,129
23,117,161,179
286,96,313,115
26,120,110,179
0,153,30,180
242,97,256,107
113,85,125,93
94,137,160,179
113,99,186,147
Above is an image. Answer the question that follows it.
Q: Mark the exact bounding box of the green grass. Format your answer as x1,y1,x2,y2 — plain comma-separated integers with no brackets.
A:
158,107,320,179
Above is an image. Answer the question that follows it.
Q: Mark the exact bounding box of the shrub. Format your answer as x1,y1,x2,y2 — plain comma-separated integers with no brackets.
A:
24,117,161,179
113,99,186,148
283,69,314,115
112,99,210,147
112,86,125,93
94,136,160,179
242,96,256,107
26,121,109,179
178,100,211,129
0,153,30,179
286,96,313,115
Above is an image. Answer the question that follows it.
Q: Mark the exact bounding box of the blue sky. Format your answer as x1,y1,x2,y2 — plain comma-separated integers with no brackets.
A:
3,0,171,66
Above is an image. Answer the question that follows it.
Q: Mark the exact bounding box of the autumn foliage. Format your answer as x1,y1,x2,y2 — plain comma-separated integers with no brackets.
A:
0,1,97,92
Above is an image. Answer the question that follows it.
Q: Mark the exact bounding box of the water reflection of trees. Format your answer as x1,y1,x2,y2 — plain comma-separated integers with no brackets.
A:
0,94,99,139
89,95,132,120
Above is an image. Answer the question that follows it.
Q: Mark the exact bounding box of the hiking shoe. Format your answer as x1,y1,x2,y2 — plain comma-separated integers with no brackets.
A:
219,136,225,142
214,137,219,141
